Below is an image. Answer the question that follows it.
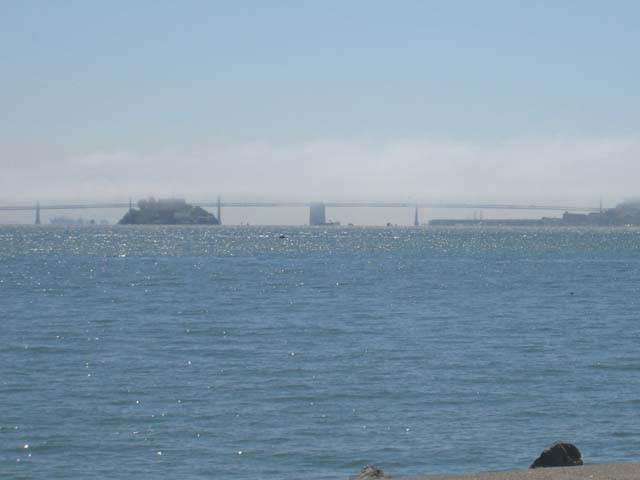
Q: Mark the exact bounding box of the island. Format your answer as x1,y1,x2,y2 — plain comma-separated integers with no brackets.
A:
429,200,640,227
118,198,220,225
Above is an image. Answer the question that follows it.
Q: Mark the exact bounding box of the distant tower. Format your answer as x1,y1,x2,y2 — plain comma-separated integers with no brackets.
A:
35,201,41,225
414,206,419,226
599,196,603,214
217,196,222,225
309,203,326,225
129,198,133,213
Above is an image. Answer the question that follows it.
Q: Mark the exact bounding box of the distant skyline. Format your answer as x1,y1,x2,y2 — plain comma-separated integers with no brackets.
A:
2,1,640,222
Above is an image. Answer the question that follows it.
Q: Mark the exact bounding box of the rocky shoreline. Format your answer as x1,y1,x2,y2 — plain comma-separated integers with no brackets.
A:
402,463,640,480
353,462,640,480
352,443,638,480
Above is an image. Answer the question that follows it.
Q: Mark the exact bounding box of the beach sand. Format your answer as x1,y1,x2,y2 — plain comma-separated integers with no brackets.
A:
397,462,640,480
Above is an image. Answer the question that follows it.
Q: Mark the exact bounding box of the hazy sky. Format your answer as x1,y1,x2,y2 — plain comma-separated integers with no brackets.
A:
2,1,640,222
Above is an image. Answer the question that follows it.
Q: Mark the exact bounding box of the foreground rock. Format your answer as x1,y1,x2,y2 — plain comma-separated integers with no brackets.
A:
352,465,392,479
530,442,583,468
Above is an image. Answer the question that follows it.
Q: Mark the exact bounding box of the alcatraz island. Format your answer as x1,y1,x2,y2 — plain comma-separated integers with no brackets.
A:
118,198,220,225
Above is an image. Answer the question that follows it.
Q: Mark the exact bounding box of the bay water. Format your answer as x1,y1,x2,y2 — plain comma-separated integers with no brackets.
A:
1,226,640,479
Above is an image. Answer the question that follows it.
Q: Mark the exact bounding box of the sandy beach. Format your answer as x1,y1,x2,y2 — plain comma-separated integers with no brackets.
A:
397,462,640,480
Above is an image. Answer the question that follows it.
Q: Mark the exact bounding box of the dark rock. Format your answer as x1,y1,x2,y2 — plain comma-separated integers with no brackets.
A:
530,441,583,468
352,465,391,479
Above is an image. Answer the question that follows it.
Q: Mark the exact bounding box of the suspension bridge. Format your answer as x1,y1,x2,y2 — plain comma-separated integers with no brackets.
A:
0,198,602,226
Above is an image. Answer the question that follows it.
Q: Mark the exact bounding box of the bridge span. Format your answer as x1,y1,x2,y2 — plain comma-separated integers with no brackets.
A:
0,200,602,225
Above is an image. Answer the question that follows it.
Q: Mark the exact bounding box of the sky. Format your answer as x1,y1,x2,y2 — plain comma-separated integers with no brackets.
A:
2,1,640,223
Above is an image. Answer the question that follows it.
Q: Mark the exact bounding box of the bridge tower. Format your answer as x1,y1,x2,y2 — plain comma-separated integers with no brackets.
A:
414,205,419,226
309,203,326,225
35,201,41,225
217,196,222,225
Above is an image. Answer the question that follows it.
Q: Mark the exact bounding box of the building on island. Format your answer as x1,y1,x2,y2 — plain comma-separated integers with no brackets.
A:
119,198,220,225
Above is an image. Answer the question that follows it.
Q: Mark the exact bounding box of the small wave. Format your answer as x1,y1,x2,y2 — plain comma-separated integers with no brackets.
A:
613,431,640,438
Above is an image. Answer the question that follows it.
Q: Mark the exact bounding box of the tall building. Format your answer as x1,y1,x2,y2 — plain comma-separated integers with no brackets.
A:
309,203,326,225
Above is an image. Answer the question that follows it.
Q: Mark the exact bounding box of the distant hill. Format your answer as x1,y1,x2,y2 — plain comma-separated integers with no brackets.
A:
559,200,640,226
430,200,640,227
118,198,220,225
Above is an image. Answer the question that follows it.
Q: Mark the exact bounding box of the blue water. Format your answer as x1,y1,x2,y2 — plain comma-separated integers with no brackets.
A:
2,226,640,479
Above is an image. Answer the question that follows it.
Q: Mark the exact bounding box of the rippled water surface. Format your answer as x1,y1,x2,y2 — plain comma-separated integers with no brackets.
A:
2,226,640,479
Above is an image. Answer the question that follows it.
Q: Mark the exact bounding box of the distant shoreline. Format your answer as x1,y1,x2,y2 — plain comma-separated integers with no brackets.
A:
428,219,640,227
429,201,640,227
